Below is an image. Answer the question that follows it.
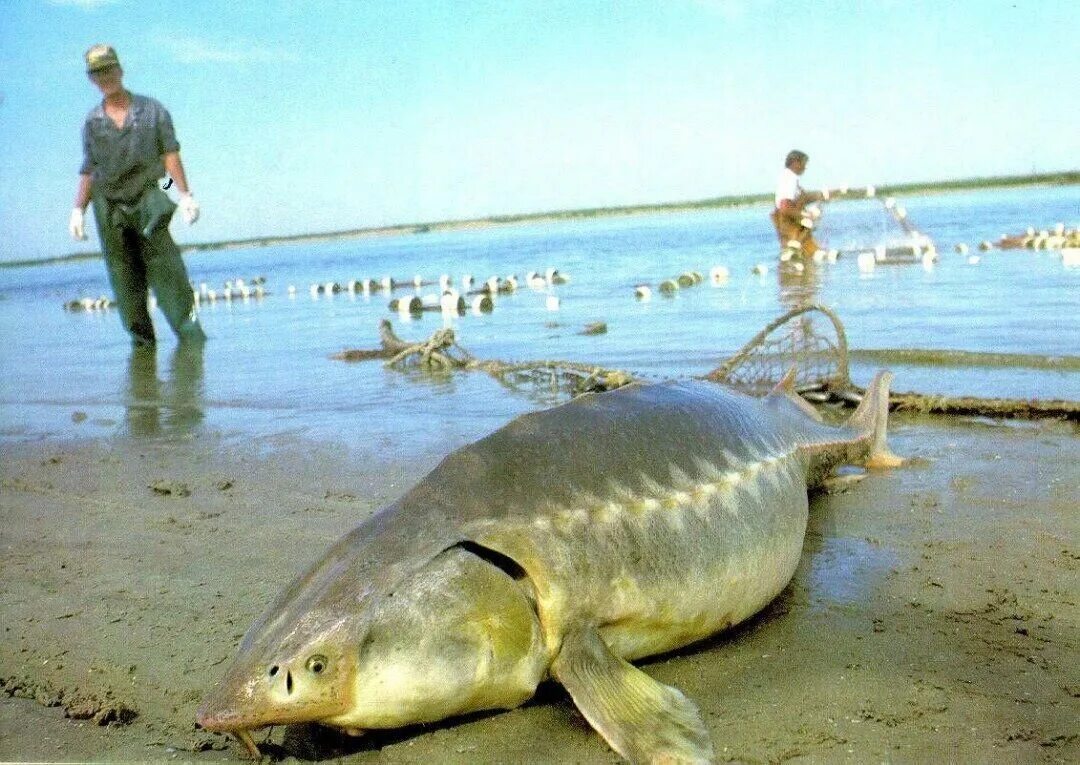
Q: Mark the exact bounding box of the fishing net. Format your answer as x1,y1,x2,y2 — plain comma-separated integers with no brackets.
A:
333,320,637,398
814,195,933,256
335,307,1077,420
336,305,852,400
703,304,850,395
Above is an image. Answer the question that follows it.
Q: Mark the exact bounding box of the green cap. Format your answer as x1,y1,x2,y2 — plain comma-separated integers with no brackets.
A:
85,44,120,73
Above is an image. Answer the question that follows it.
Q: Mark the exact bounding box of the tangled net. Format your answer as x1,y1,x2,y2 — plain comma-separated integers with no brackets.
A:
333,310,1078,421
333,320,637,397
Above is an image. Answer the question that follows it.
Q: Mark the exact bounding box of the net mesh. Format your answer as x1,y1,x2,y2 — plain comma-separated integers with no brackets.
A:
815,196,932,255
704,304,850,394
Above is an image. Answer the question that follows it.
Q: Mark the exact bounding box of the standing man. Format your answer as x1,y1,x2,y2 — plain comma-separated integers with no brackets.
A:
770,149,828,259
69,44,206,346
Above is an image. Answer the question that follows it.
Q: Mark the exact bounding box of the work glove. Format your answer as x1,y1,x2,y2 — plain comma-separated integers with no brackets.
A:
179,193,200,225
69,207,88,241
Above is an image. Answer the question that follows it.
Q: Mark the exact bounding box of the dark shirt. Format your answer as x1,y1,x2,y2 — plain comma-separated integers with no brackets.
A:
80,92,180,202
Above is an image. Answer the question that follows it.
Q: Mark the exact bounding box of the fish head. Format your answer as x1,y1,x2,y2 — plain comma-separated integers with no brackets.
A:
196,609,360,735
197,541,545,743
327,543,546,730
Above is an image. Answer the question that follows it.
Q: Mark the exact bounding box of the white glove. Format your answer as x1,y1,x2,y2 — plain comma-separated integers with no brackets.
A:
179,193,200,225
69,207,87,241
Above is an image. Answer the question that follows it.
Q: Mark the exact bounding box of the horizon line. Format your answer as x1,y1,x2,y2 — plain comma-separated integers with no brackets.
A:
6,169,1078,269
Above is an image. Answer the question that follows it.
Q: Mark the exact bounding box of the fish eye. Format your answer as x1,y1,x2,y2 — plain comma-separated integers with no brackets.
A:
305,654,328,674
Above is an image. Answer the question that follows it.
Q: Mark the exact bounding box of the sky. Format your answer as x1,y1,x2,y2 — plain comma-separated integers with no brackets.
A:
1,0,1077,262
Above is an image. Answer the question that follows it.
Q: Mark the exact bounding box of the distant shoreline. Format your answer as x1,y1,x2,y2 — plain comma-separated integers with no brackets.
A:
7,170,1077,269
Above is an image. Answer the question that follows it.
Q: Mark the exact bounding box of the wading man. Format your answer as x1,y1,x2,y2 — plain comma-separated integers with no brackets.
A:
69,44,206,346
770,149,827,259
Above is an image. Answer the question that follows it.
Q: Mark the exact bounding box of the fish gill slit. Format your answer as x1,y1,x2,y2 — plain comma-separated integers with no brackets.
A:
450,540,529,581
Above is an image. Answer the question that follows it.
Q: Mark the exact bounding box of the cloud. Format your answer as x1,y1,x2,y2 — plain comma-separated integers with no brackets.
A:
155,34,300,65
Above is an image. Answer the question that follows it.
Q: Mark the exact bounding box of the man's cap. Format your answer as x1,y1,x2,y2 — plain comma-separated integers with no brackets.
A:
85,44,120,73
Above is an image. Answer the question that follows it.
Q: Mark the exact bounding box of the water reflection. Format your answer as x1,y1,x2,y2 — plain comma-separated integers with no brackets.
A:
805,536,899,611
774,258,826,376
124,343,205,437
777,257,824,311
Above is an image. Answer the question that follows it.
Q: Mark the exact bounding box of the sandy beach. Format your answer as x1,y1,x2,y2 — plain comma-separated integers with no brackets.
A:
1,412,1077,763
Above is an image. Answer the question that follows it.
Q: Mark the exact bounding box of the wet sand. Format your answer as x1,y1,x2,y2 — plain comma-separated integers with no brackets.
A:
1,414,1077,763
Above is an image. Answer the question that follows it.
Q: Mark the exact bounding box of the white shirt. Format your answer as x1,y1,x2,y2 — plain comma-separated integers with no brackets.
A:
775,167,802,209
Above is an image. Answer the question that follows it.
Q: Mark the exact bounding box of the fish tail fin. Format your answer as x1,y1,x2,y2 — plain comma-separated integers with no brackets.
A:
845,370,904,468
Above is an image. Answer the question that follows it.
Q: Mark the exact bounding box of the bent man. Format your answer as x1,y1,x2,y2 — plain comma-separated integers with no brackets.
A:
770,149,827,259
70,44,206,346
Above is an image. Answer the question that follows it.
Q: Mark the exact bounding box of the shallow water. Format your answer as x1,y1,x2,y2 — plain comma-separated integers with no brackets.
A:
0,185,1076,453
803,535,901,613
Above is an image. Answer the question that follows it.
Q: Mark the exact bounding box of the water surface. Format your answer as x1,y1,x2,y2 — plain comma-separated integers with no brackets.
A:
1,185,1076,454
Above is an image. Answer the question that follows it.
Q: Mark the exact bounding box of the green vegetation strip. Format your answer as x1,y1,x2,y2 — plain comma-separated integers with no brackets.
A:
850,349,1080,371
875,170,1080,197
8,170,1076,269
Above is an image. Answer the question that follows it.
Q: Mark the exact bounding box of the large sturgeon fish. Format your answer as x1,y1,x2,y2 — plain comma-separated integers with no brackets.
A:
198,372,901,763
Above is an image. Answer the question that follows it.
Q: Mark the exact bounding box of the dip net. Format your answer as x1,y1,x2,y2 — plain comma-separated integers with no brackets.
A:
703,304,850,395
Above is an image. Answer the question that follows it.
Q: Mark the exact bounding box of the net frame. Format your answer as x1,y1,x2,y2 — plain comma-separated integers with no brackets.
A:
705,304,851,394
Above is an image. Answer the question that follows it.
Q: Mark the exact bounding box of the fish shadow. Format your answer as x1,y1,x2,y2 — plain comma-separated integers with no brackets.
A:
268,680,593,760
271,708,507,761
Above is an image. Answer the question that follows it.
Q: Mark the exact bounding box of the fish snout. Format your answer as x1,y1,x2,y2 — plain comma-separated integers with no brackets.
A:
194,696,245,733
195,695,267,758
194,666,271,733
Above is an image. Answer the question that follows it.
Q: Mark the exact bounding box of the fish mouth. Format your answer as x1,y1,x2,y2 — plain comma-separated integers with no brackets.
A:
196,701,271,746
194,706,262,759
197,713,365,759
232,729,262,759
195,703,267,759
197,698,362,757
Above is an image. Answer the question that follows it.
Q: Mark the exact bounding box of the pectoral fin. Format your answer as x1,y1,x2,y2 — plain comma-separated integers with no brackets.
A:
551,627,714,764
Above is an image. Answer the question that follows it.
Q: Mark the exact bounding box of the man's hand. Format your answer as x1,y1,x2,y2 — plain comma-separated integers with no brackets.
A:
179,193,200,225
69,207,87,241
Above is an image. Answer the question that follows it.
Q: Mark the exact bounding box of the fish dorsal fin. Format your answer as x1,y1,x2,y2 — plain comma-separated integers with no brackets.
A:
551,626,713,764
769,367,798,396
766,367,823,423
